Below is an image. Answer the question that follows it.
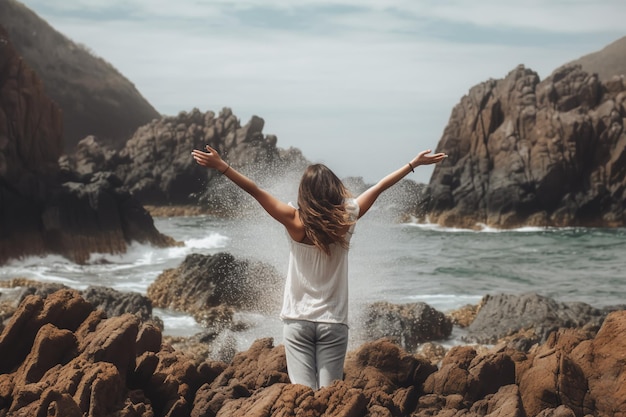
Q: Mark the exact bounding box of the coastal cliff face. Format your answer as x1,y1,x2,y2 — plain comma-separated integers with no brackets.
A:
0,26,175,265
426,64,626,228
0,0,160,150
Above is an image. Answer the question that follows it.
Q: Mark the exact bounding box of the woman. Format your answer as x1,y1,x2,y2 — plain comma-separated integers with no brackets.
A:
191,145,446,389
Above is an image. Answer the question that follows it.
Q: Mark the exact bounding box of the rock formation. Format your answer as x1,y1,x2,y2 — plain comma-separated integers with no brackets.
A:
64,107,310,209
425,64,626,228
363,301,453,352
1,289,625,416
0,25,176,265
147,252,283,339
464,293,623,347
0,0,160,150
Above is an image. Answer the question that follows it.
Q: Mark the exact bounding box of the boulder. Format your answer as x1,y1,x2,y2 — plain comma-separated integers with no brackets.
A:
81,285,154,322
464,292,618,345
363,301,453,352
147,252,283,319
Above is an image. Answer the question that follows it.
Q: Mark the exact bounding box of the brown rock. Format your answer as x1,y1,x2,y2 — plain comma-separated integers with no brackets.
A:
12,388,83,417
518,328,592,416
0,290,92,374
447,303,479,328
13,323,77,387
571,310,626,416
215,383,318,417
426,63,626,228
212,338,289,390
535,405,577,417
2,289,625,417
424,346,516,404
79,313,140,377
469,384,524,417
345,338,437,390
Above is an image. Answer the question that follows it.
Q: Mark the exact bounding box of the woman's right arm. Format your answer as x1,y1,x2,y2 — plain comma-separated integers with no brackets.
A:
191,146,298,230
356,149,447,218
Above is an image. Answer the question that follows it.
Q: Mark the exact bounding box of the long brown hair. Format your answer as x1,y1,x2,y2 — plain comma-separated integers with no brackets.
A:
297,164,354,255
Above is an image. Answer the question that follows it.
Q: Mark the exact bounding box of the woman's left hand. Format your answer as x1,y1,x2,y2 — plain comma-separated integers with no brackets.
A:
412,149,447,167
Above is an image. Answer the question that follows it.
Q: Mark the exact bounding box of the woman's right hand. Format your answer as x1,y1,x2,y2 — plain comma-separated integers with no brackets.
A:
191,145,228,172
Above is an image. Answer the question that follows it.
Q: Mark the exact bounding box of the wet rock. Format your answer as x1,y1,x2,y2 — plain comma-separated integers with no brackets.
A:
465,292,616,345
81,285,154,322
147,252,283,320
363,301,453,352
447,303,479,328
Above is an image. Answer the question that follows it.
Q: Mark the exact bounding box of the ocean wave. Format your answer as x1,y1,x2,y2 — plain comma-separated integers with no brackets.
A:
154,308,204,337
185,233,230,250
406,221,560,233
399,293,483,311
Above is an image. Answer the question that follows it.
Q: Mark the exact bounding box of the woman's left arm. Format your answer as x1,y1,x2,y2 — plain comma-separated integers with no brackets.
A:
356,149,446,218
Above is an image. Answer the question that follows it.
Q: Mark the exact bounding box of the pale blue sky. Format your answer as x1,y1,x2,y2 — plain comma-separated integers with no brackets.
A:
20,0,626,182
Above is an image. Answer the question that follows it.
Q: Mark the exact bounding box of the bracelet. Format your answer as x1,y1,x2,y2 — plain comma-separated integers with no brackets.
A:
408,162,415,173
221,164,230,174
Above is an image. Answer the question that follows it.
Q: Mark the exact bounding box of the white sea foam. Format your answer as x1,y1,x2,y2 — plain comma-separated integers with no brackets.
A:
406,221,553,233
185,232,230,249
402,294,483,312
154,308,204,337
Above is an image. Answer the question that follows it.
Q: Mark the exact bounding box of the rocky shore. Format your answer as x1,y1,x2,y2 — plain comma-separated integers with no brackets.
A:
0,275,624,416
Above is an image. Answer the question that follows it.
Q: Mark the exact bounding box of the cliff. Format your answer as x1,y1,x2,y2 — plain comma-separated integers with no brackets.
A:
0,25,175,265
425,64,626,228
0,0,160,150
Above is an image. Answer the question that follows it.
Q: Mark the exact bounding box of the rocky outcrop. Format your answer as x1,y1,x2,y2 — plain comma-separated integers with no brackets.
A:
0,279,159,326
363,301,453,352
464,293,624,348
425,64,626,228
64,107,309,208
1,289,626,416
0,0,160,150
147,252,283,326
0,27,176,265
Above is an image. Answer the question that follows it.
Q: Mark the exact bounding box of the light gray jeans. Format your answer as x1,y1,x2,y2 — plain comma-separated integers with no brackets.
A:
282,319,349,390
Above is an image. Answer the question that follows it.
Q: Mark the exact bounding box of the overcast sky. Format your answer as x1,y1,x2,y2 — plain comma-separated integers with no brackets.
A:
19,0,626,182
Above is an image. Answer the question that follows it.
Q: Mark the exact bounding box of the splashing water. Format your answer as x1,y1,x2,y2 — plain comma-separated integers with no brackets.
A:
2,169,625,353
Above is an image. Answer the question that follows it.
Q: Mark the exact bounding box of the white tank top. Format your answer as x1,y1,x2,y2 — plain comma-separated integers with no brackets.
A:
280,199,359,325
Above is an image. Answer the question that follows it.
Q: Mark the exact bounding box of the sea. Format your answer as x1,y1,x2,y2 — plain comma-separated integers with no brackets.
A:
1,207,625,354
